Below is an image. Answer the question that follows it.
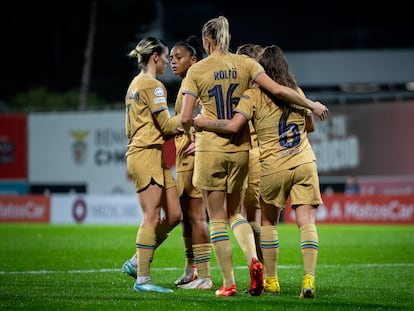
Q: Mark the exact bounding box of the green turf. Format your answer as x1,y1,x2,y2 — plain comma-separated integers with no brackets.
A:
0,224,413,310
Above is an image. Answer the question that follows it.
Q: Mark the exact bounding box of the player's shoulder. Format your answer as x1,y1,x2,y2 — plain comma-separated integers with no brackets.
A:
234,53,251,61
126,75,166,104
185,59,204,79
242,86,260,98
296,86,305,97
188,57,210,71
234,53,257,63
235,55,263,74
138,74,165,92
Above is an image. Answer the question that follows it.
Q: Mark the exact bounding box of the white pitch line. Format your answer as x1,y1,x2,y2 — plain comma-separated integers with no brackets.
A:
0,263,413,275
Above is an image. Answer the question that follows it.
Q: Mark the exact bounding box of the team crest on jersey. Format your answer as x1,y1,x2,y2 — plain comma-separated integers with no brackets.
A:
154,87,164,97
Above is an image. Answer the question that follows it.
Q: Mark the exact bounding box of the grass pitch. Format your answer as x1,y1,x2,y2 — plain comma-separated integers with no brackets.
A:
0,223,413,310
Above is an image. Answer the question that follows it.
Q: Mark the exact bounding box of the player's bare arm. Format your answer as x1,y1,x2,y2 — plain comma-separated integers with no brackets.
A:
193,113,247,134
255,73,329,121
180,93,198,133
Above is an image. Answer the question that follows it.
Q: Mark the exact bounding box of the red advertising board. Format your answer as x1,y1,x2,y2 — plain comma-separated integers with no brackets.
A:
283,194,414,224
0,114,27,179
0,195,50,223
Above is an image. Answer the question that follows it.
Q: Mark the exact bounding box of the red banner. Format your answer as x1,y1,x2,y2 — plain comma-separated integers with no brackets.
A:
0,114,27,179
283,194,414,224
0,195,50,223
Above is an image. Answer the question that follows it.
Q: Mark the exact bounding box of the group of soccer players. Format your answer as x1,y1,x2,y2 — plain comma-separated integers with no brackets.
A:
122,15,328,298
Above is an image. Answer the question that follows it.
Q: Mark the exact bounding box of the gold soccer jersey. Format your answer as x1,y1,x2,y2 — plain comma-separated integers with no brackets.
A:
182,53,265,152
235,88,316,175
174,79,195,173
124,72,178,156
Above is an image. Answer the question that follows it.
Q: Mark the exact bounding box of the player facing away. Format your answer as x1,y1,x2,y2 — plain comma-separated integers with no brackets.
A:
236,43,265,264
123,36,183,293
194,45,324,298
180,16,328,297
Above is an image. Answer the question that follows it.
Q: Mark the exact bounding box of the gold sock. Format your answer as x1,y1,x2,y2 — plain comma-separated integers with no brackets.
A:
192,243,212,278
229,213,257,265
299,224,318,275
261,225,278,278
210,219,235,287
155,217,174,247
249,221,263,263
136,226,156,278
131,218,174,268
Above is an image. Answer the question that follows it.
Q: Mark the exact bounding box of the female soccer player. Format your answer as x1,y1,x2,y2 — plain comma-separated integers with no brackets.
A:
235,43,265,264
194,45,324,298
180,15,328,297
123,36,183,293
170,35,212,290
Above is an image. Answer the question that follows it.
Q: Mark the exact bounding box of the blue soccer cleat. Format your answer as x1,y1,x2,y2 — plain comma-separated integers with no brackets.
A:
121,259,137,279
133,281,173,293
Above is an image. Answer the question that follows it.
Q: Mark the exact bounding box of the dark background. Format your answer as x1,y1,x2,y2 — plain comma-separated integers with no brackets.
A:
1,0,413,108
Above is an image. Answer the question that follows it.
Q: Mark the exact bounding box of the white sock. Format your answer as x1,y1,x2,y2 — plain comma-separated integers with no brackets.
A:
136,276,150,284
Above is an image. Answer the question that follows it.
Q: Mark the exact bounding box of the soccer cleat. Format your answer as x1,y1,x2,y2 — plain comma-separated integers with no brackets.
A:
215,283,237,296
249,257,264,296
264,276,280,293
174,265,197,287
178,277,213,290
300,273,315,298
121,259,137,279
133,281,173,293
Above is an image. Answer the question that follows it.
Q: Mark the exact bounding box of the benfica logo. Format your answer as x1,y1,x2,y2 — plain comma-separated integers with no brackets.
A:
70,130,89,165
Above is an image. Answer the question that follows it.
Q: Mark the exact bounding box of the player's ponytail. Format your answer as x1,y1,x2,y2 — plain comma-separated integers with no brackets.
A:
202,15,230,52
129,37,168,68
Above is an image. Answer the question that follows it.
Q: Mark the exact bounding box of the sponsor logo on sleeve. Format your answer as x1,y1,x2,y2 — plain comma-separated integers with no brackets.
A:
153,87,166,104
154,97,166,104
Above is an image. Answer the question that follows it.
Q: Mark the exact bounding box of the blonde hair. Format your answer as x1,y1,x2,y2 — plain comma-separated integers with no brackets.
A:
128,37,167,67
202,15,230,52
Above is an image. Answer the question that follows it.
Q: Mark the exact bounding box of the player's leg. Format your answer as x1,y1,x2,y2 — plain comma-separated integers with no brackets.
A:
193,151,236,296
259,169,291,294
243,147,262,262
177,193,212,290
227,151,263,296
204,189,236,296
172,170,196,285
291,162,322,298
260,198,282,293
133,182,173,293
174,194,197,286
130,149,180,293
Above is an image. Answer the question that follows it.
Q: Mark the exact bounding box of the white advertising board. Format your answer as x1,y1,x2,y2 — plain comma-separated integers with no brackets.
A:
28,111,135,194
51,194,142,224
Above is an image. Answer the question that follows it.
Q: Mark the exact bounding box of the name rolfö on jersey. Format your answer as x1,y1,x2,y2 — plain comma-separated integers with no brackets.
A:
214,68,237,80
